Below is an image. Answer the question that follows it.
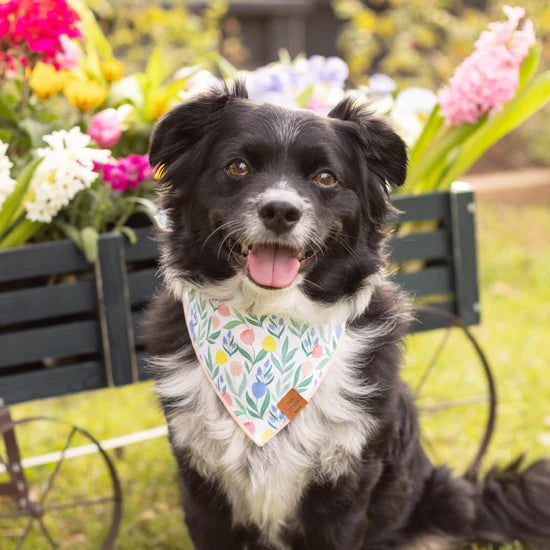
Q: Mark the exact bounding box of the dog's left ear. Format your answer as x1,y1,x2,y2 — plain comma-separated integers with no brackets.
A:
328,98,408,190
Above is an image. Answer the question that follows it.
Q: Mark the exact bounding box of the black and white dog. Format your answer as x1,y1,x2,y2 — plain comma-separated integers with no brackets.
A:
144,83,550,549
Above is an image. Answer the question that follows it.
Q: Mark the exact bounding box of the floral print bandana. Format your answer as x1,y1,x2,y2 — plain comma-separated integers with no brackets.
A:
183,288,345,446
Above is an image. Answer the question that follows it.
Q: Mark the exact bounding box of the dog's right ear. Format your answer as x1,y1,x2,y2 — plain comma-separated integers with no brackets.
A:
149,81,248,178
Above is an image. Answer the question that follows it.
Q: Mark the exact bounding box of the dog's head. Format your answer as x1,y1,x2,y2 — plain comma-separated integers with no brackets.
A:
150,83,407,319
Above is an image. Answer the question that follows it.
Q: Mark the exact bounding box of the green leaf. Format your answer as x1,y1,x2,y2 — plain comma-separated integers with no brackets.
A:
58,222,83,248
0,157,42,239
246,393,259,413
223,320,243,330
237,345,252,363
295,85,314,109
118,226,137,245
260,391,271,417
254,349,267,364
438,71,550,190
407,105,443,168
0,219,42,248
81,226,99,263
519,43,541,91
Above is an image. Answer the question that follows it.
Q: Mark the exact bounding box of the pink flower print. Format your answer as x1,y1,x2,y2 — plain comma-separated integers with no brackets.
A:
301,361,313,376
221,392,233,407
218,303,230,317
244,422,255,434
211,316,220,329
230,361,243,376
240,329,255,345
312,344,322,358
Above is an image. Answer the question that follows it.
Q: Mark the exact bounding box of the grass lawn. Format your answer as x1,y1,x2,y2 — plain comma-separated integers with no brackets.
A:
2,198,549,549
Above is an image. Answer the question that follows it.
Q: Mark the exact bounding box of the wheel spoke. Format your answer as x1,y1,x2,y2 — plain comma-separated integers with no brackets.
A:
414,326,452,396
43,496,113,512
420,395,487,413
39,427,77,506
37,517,59,549
15,517,34,550
0,509,32,518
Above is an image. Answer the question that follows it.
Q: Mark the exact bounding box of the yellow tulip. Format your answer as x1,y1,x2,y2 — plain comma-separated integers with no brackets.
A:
30,63,68,99
261,428,274,441
215,350,229,365
64,79,107,111
261,336,276,352
100,59,124,83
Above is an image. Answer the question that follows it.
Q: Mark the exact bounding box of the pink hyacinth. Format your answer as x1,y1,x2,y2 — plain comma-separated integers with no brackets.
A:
88,108,122,148
55,34,81,70
101,155,154,192
1,0,81,68
438,6,535,126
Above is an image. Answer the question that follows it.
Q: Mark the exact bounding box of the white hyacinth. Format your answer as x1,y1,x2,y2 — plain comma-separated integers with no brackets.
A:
0,141,16,211
24,127,111,223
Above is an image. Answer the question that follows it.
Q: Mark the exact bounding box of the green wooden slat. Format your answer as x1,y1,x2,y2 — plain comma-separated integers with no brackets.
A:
392,265,454,297
96,233,137,386
389,229,452,263
0,239,89,283
0,279,97,327
450,189,481,326
391,192,450,223
0,361,107,405
128,268,161,305
124,228,159,262
0,320,100,369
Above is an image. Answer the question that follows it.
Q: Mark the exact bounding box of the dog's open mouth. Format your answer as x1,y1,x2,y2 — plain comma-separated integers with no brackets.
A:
228,240,315,288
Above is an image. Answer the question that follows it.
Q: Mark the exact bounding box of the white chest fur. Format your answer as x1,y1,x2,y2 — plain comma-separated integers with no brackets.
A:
153,326,381,548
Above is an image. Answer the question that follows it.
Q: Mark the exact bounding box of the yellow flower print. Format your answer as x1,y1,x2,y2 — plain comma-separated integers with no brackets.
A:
261,428,274,441
261,336,276,352
215,350,228,364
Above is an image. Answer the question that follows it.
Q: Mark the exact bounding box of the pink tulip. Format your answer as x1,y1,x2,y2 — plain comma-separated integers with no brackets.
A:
312,344,322,358
88,108,122,148
244,422,255,434
240,329,255,345
55,34,81,70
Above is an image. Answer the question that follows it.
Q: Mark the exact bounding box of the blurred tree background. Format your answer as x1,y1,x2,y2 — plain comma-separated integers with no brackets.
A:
82,0,550,169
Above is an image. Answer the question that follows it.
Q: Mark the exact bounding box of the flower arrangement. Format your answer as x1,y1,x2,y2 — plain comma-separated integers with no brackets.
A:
1,1,549,259
0,0,228,260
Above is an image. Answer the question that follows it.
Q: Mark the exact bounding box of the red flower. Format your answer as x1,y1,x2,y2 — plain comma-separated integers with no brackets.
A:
240,329,255,345
312,344,322,358
217,303,230,317
244,422,255,434
221,392,233,407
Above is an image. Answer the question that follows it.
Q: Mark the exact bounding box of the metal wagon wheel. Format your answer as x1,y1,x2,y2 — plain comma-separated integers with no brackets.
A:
0,411,122,550
407,306,497,481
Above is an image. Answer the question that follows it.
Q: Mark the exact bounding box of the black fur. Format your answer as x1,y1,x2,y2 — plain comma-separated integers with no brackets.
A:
144,84,550,549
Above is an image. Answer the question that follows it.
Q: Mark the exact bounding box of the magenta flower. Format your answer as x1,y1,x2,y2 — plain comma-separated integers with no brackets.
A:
88,109,122,148
437,6,535,126
2,0,82,67
101,155,154,192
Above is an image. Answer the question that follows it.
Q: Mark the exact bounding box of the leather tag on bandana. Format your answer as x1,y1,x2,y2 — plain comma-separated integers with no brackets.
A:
277,389,308,420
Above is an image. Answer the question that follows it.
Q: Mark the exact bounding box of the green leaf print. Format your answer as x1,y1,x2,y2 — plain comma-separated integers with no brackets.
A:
223,320,243,330
260,390,271,416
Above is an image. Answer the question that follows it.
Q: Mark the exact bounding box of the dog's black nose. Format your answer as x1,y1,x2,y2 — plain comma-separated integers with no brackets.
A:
258,200,302,234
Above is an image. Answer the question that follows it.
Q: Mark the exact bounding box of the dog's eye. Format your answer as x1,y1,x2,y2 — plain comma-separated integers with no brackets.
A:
226,160,249,177
313,170,337,187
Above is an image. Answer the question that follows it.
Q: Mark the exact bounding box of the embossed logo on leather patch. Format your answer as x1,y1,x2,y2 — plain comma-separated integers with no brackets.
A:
277,389,308,420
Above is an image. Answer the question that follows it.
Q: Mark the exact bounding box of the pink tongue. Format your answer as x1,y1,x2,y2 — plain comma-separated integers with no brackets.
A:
247,245,300,288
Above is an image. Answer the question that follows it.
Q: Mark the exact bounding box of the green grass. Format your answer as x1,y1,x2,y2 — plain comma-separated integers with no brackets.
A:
2,199,550,549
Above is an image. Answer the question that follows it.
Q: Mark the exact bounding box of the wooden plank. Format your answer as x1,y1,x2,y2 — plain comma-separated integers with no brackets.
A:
0,239,89,283
137,352,152,382
392,265,454,298
391,192,450,223
95,234,137,386
450,188,481,326
0,320,100,368
0,361,107,405
128,269,161,305
132,311,146,345
0,279,97,327
389,229,452,263
124,228,159,262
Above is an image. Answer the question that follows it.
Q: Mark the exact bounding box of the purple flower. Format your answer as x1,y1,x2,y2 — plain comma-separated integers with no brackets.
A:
307,56,349,86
